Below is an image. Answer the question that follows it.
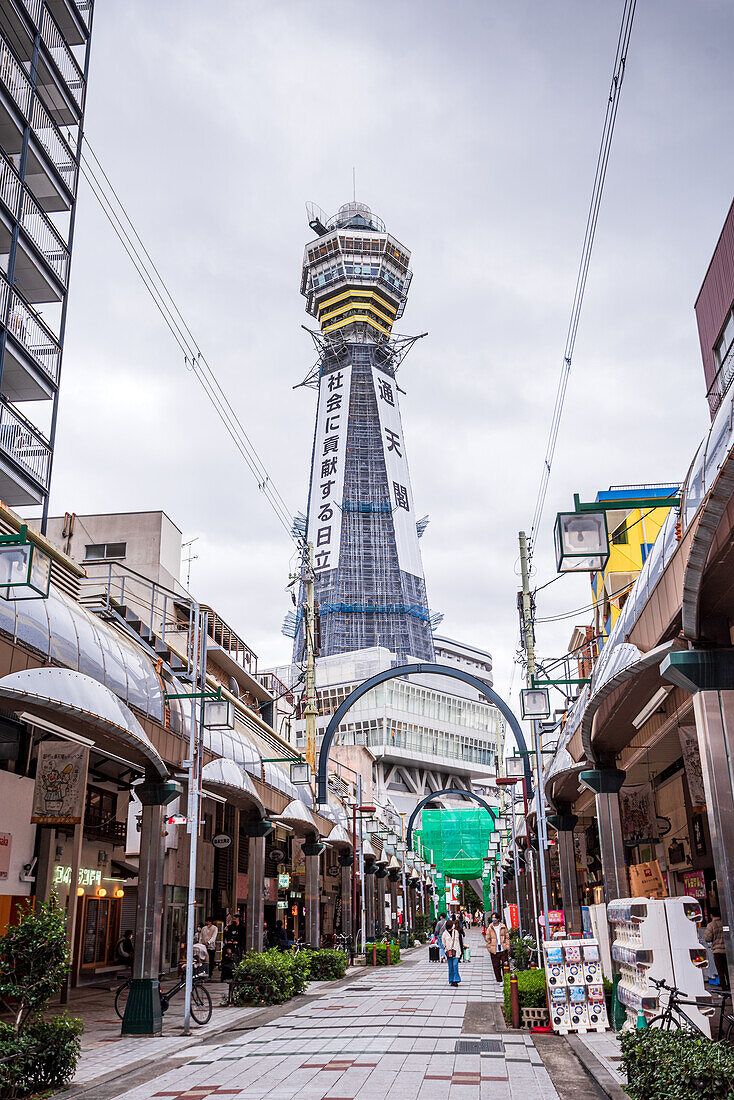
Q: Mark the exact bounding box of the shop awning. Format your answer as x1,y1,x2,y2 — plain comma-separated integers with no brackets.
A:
0,666,167,777
201,757,265,816
271,798,320,836
327,823,352,850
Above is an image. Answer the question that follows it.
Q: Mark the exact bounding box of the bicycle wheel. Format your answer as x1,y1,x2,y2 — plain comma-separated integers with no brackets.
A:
114,980,131,1020
646,1014,679,1030
190,982,213,1025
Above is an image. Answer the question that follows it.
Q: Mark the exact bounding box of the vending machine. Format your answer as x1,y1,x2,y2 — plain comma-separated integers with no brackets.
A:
543,940,609,1035
607,896,712,1033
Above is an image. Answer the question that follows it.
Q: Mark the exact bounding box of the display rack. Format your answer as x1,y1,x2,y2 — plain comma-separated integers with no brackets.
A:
543,938,609,1034
607,895,712,1033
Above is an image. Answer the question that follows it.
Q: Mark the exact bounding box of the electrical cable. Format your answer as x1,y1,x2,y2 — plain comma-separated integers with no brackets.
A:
528,0,638,556
534,580,635,624
76,145,297,543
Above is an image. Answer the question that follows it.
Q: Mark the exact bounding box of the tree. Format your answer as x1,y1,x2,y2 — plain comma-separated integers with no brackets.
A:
0,899,70,1032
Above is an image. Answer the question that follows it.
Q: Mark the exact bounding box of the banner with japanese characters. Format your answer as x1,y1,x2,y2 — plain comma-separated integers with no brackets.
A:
307,365,353,573
32,741,89,825
371,365,424,577
678,725,706,813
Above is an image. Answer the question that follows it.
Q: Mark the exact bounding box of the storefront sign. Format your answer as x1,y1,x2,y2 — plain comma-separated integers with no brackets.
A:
269,847,286,863
278,873,290,889
508,903,519,930
620,783,659,846
53,865,101,888
629,859,667,899
678,726,706,813
211,833,232,849
0,832,11,880
691,814,707,856
263,877,278,903
277,900,288,909
682,870,706,900
32,742,89,825
326,865,339,878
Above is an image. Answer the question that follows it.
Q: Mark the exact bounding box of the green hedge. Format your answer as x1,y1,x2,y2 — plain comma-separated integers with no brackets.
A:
0,1016,84,1098
308,949,348,981
230,948,349,1005
620,1029,734,1100
365,942,401,966
502,968,547,1022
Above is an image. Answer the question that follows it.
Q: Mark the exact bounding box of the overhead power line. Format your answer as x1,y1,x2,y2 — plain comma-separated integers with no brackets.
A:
78,142,297,543
529,0,638,555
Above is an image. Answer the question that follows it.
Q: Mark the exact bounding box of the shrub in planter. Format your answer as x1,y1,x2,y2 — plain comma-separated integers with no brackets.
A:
365,942,401,966
502,968,547,1022
415,913,431,937
231,950,296,1006
308,950,348,981
620,1027,734,1100
509,932,537,972
288,949,313,994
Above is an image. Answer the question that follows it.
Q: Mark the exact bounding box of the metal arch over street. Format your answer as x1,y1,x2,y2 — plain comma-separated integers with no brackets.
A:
405,786,497,849
315,661,533,804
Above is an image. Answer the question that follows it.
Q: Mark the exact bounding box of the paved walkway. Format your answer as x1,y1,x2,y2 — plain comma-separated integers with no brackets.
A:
70,932,561,1100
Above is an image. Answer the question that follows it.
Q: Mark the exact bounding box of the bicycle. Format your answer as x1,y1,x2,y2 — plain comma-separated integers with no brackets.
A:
114,969,213,1025
711,988,733,1042
645,975,714,1036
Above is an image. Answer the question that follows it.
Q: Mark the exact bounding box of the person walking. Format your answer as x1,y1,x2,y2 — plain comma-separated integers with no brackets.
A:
442,918,462,987
485,911,510,983
705,908,730,991
199,917,218,979
434,912,448,962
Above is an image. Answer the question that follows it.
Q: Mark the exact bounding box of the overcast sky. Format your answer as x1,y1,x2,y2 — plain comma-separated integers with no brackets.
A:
48,0,733,725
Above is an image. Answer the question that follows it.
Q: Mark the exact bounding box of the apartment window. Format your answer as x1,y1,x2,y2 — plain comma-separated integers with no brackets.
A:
611,521,628,546
84,542,126,561
714,308,734,369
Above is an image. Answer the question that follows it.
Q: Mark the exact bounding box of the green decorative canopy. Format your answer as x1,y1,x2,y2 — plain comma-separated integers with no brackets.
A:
416,808,497,882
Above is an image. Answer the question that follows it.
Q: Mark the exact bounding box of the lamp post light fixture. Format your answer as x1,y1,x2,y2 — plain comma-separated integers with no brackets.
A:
520,687,551,721
290,761,311,785
203,698,234,730
554,510,609,573
504,756,527,781
0,527,51,600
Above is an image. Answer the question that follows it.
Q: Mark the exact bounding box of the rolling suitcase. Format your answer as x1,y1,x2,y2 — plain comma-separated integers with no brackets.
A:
429,944,440,962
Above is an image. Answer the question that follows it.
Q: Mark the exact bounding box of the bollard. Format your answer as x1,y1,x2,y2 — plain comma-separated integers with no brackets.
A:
636,1010,647,1030
510,973,521,1029
372,943,377,967
386,943,391,966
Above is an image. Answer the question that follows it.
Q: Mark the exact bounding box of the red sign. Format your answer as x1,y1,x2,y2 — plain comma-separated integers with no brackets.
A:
508,904,519,929
682,870,706,900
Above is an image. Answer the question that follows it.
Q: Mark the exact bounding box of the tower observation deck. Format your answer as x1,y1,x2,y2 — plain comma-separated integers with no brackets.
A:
294,201,434,663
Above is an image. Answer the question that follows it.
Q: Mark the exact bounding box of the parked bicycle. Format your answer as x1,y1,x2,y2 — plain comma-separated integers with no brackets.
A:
114,969,213,1025
646,975,714,1036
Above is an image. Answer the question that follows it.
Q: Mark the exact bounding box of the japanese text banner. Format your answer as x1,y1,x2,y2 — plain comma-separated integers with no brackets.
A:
308,365,352,572
372,365,424,577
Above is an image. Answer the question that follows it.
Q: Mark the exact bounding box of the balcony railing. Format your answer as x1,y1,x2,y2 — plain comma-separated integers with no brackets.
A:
84,812,126,845
0,399,51,487
707,345,734,417
75,0,93,30
0,271,61,383
0,31,78,194
0,152,22,220
41,8,85,112
20,187,70,284
18,0,43,30
0,36,32,117
30,96,77,194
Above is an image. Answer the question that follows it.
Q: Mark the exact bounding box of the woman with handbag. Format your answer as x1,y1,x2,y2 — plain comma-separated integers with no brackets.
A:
441,918,462,987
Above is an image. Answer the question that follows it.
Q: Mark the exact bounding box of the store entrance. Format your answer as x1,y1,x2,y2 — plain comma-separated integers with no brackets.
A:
79,896,121,970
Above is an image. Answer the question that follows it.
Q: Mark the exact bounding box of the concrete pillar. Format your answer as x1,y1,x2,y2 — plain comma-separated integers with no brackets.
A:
555,824,581,934
122,778,181,1036
247,835,266,952
231,807,240,915
693,689,734,978
304,839,324,948
339,853,353,939
389,875,398,934
365,866,376,938
596,792,629,904
375,872,387,934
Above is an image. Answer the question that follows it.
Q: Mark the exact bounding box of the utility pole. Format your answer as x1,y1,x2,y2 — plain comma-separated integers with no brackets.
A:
302,543,318,793
518,530,551,943
183,605,205,1034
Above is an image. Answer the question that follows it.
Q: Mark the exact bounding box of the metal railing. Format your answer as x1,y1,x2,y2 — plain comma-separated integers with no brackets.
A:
20,187,69,283
19,0,43,29
30,96,77,194
706,345,734,417
75,0,93,30
0,271,61,383
41,8,85,111
0,34,32,116
0,399,51,487
0,150,22,219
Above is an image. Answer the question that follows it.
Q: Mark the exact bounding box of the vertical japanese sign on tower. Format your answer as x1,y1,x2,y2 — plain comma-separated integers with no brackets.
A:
371,366,423,577
307,366,353,573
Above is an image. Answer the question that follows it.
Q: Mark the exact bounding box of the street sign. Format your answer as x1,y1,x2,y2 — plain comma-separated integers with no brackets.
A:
167,813,187,825
212,833,232,849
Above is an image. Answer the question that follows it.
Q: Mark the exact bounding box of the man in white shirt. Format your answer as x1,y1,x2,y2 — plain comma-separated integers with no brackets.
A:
199,918,218,979
484,912,509,983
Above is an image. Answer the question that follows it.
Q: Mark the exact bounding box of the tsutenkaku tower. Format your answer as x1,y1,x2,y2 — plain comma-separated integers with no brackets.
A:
294,201,435,663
